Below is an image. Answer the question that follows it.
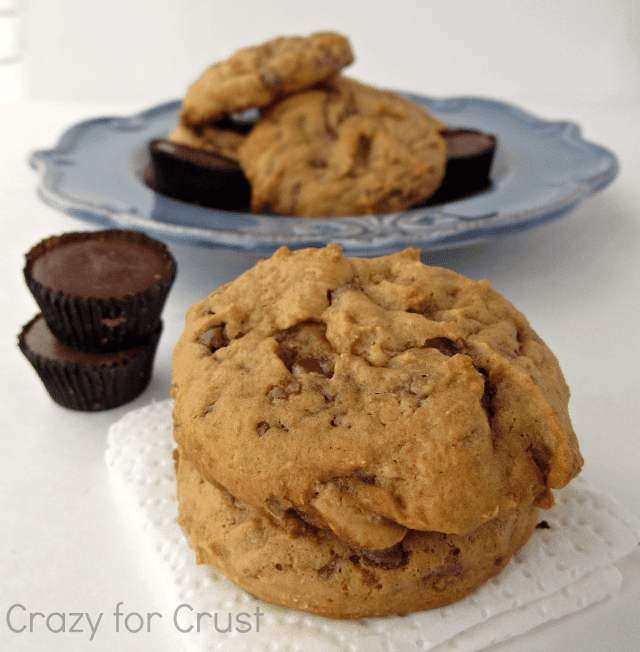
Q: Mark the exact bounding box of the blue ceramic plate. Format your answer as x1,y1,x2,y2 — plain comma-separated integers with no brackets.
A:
29,95,618,256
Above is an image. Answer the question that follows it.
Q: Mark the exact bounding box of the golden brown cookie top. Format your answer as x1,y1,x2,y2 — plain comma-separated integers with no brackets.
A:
180,31,354,128
237,76,447,216
172,245,582,548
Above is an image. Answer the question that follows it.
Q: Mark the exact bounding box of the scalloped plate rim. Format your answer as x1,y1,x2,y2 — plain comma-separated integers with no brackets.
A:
28,93,618,255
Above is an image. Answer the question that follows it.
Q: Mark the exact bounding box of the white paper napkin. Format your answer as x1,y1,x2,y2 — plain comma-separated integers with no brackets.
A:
105,400,639,652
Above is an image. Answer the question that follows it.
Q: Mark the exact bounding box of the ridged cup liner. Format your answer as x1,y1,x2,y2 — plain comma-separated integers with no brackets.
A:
146,139,252,211
422,131,497,206
18,316,163,412
24,230,177,353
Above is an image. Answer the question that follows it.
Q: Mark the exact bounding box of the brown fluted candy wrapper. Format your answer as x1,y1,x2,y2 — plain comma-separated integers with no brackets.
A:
146,139,252,211
18,315,162,411
422,129,496,206
24,229,176,352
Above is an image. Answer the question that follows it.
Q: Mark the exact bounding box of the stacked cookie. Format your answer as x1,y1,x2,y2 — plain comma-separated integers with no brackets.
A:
153,31,449,217
172,244,583,618
19,230,176,411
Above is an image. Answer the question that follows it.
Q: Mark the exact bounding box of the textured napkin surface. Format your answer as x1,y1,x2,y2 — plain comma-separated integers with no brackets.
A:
105,400,640,652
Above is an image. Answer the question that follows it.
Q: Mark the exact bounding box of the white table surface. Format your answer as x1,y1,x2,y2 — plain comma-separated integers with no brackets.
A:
1,98,638,652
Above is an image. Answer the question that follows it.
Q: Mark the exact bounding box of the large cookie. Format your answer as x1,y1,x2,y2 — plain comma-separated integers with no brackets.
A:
180,32,354,128
237,76,447,216
172,245,582,551
176,448,540,618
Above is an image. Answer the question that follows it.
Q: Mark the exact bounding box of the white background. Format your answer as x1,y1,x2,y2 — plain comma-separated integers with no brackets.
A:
1,2,639,651
2,0,638,105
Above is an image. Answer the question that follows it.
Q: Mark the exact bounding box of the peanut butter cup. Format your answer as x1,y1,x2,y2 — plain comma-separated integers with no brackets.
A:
421,128,497,206
147,139,251,210
18,314,162,411
24,230,176,352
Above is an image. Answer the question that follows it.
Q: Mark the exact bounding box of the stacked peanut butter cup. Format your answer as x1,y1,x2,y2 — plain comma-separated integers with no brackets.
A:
19,229,176,411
